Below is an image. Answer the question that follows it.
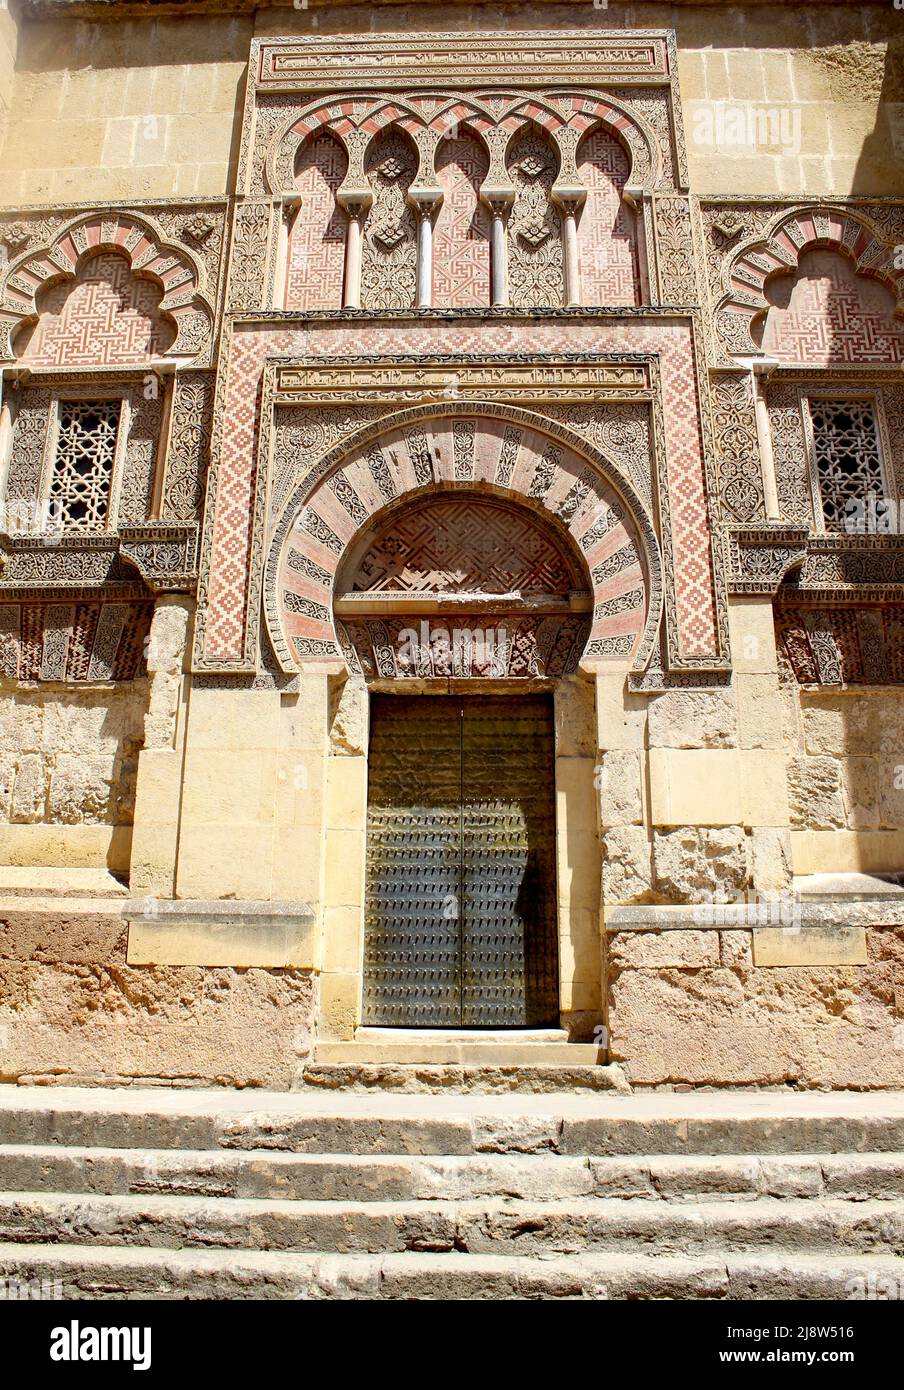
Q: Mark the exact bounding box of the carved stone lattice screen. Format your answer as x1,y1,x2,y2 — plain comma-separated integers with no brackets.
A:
48,400,122,530
808,399,885,533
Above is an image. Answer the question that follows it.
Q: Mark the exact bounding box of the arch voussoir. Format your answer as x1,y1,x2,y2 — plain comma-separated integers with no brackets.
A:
264,403,662,679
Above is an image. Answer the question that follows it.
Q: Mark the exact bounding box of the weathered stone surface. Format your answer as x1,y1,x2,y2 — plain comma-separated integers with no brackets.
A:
11,754,45,823
748,826,793,893
720,930,753,969
608,930,720,969
801,695,881,756
601,825,652,904
735,675,783,750
0,685,147,843
878,758,904,830
49,755,115,824
598,748,642,827
0,757,15,821
651,826,748,904
840,756,879,830
328,676,368,757
0,907,125,964
787,756,845,829
554,675,595,758
608,926,904,1088
143,600,190,750
594,671,646,751
0,695,42,751
646,690,737,750
0,960,317,1089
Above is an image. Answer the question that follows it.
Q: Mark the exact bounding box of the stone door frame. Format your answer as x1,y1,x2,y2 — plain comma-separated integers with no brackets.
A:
317,671,602,1040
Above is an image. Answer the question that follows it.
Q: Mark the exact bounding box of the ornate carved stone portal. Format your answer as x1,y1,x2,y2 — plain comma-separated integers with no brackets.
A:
265,410,656,677
335,492,593,679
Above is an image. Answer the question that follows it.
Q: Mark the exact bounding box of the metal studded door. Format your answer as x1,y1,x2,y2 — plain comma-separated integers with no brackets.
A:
363,695,559,1027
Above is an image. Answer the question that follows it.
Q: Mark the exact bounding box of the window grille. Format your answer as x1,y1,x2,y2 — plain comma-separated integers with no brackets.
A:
48,399,122,530
808,398,885,533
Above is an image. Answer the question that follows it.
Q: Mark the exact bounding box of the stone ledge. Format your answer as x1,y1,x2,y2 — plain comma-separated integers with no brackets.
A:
124,899,316,968
605,900,904,930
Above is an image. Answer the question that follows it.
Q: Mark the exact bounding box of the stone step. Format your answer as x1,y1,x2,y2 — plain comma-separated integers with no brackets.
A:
301,1060,621,1089
2,1192,902,1256
311,1044,603,1067
0,1241,902,1300
353,1028,570,1043
3,1085,904,1155
3,1145,904,1203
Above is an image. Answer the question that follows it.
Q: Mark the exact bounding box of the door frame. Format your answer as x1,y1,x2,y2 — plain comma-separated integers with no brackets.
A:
316,674,603,1040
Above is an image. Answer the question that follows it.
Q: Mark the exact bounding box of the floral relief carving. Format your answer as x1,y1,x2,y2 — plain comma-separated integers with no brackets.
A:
506,130,564,310
162,373,215,524
709,375,765,523
767,385,813,526
653,195,699,305
360,130,418,312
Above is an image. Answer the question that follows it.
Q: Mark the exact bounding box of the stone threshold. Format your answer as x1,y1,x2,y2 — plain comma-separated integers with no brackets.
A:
314,1028,602,1066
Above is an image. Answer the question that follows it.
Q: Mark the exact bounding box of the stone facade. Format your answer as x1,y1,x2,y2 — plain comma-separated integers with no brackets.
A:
0,2,901,1090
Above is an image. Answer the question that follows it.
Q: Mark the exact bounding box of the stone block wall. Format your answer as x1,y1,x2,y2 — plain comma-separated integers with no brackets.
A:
782,686,904,876
0,900,317,1087
0,3,900,204
597,599,795,911
0,681,148,873
606,922,904,1089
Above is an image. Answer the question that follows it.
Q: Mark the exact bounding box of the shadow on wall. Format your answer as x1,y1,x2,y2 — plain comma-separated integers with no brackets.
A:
854,32,904,194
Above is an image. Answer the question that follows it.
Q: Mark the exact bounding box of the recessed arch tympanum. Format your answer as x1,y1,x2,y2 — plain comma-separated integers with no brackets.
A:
264,404,662,680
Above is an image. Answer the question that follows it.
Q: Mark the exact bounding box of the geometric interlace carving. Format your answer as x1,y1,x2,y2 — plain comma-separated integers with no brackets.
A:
48,400,121,530
350,497,583,594
15,251,175,368
809,399,884,533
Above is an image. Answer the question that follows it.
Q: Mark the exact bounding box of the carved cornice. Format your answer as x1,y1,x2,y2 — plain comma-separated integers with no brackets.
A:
118,523,200,593
254,32,674,89
0,524,199,595
272,355,654,405
724,523,809,595
725,524,904,599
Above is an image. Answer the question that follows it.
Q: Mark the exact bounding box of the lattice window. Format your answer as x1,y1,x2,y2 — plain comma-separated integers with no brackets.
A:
807,398,886,533
48,399,122,531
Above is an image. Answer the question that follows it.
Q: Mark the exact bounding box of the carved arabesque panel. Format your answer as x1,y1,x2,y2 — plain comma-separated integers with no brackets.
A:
709,374,765,523
361,131,418,312
6,387,53,505
162,372,215,524
768,384,813,526
118,390,164,525
506,129,564,310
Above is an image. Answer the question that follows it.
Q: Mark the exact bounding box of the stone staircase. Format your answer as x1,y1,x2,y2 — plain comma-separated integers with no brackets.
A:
0,1086,903,1299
